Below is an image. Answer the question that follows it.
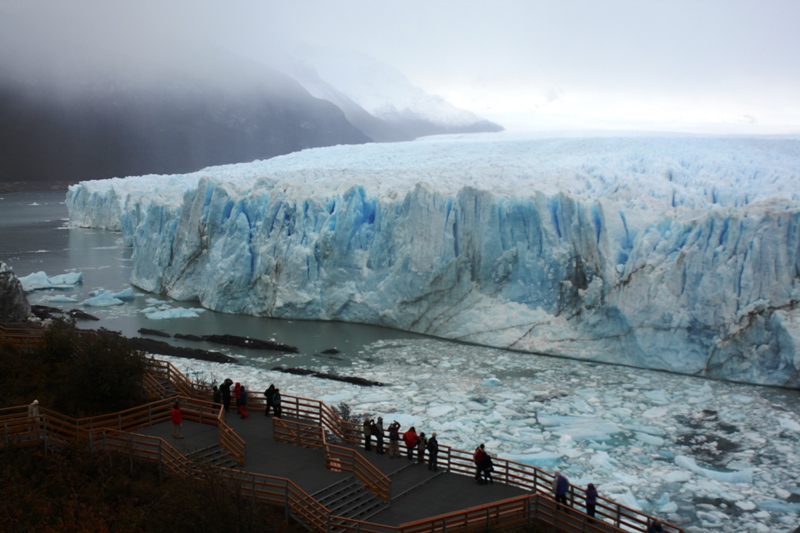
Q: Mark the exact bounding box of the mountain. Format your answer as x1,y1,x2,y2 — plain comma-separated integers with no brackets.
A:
0,44,501,184
274,46,503,141
0,66,371,183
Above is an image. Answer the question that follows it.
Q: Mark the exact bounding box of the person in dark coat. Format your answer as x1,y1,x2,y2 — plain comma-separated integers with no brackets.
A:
388,421,401,458
417,432,427,464
426,432,439,470
264,384,276,416
553,469,570,507
273,388,282,418
375,417,385,454
212,385,221,407
646,519,664,533
220,379,232,412
479,453,494,484
585,483,598,517
363,416,372,451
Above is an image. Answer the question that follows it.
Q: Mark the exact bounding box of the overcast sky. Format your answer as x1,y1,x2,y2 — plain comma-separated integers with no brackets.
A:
1,0,798,134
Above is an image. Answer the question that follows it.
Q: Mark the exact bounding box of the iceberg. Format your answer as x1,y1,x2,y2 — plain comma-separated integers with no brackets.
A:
19,270,83,291
66,135,800,387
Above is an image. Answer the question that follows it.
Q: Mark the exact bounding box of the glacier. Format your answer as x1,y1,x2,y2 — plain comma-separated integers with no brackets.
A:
66,134,800,387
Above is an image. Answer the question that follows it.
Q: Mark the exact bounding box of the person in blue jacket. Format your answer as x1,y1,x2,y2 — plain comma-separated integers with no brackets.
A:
553,469,570,507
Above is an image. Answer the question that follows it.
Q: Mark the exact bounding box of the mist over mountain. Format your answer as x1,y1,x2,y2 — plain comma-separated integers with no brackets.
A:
0,42,501,184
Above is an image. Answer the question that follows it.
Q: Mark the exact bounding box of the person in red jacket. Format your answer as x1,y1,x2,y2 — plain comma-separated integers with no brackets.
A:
171,401,183,439
474,443,486,483
402,426,418,461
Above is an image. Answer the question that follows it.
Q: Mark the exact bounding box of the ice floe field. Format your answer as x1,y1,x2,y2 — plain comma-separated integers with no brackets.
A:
156,337,800,533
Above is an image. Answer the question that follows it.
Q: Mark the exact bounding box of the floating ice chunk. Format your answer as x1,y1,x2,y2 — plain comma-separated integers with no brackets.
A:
735,500,757,511
48,272,82,286
427,404,455,418
730,394,755,404
503,451,562,466
642,406,669,418
756,500,800,513
319,391,354,404
111,287,135,300
634,432,664,446
146,297,166,305
19,272,54,291
659,470,692,483
643,390,670,404
481,377,503,387
48,295,78,303
675,455,753,484
778,417,800,433
145,308,205,319
83,290,124,307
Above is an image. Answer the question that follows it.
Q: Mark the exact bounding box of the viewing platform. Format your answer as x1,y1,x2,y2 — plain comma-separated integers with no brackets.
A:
0,326,683,533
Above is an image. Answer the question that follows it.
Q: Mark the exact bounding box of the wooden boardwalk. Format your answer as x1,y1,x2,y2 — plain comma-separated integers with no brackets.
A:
138,413,533,526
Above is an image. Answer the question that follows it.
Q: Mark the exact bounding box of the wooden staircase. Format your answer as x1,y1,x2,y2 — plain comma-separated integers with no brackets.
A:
187,444,239,470
313,476,389,528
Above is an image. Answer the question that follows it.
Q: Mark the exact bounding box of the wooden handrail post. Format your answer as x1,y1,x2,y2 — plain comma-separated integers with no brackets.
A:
616,504,621,527
284,482,289,524
148,405,152,426
158,440,163,478
446,447,451,472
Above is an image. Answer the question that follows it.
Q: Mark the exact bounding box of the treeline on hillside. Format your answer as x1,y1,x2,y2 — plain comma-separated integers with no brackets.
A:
0,321,146,415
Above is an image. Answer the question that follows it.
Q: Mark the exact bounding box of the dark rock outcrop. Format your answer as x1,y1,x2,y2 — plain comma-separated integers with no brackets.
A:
0,263,31,320
272,367,384,387
128,337,236,363
202,334,299,353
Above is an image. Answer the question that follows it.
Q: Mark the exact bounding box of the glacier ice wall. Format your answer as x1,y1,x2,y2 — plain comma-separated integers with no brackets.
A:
66,135,800,387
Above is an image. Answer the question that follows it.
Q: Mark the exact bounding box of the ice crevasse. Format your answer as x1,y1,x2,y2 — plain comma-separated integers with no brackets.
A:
66,135,800,387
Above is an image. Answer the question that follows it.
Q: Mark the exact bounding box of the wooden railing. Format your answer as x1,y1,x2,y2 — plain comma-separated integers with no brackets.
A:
0,323,45,352
2,337,684,533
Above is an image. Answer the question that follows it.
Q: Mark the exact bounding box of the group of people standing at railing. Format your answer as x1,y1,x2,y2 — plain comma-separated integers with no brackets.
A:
211,379,282,420
362,416,441,471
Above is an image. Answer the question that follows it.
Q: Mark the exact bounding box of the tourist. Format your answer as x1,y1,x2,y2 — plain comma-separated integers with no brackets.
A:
473,444,486,483
553,469,570,508
27,399,40,435
171,401,183,439
646,519,664,533
273,388,282,418
480,452,494,484
212,385,221,407
388,420,401,458
238,384,249,418
375,417,385,454
363,416,372,451
220,379,232,412
426,432,439,470
264,384,276,416
585,483,598,517
416,431,427,464
403,426,418,461
233,382,242,409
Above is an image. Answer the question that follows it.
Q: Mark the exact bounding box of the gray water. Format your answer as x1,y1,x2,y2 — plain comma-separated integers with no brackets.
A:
0,189,426,368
